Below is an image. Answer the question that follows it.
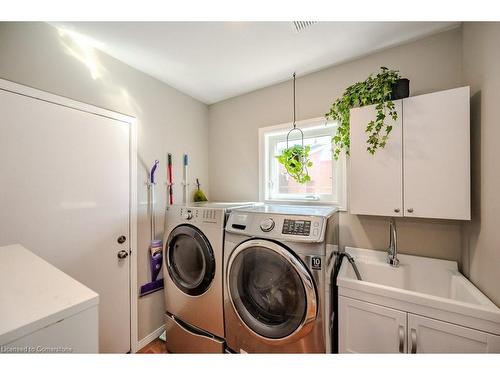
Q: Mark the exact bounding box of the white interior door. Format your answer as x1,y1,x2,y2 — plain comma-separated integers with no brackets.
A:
403,87,470,220
349,101,403,216
408,314,500,353
0,87,131,353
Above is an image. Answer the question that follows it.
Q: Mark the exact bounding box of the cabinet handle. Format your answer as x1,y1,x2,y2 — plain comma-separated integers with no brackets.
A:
394,208,400,213
410,328,417,354
398,325,405,353
407,208,414,213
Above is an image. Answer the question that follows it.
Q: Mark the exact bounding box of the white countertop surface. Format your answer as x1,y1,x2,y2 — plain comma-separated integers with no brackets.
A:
0,244,99,345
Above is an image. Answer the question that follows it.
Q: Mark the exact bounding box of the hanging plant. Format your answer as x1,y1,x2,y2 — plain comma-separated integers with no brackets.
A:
275,72,314,184
276,144,313,184
325,67,407,159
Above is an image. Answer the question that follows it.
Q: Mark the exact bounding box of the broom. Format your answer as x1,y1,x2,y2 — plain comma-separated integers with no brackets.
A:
193,178,208,202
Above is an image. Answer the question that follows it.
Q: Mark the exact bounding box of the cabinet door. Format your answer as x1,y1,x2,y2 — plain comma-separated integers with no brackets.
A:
5,306,98,353
403,87,470,220
408,314,500,353
339,296,407,353
349,101,403,216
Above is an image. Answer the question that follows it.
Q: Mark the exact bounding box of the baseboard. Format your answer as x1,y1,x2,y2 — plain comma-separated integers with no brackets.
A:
136,324,165,352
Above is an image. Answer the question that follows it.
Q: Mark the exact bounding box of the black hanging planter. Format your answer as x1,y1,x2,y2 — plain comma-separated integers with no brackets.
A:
391,78,410,100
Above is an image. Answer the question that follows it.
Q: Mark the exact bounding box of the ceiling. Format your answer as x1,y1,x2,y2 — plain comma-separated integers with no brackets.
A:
51,22,459,104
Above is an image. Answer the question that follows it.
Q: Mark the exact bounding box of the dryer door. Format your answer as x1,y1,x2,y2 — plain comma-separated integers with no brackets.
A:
166,224,215,296
227,239,317,343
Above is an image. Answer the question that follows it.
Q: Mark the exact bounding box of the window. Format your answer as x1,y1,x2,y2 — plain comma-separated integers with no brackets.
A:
259,118,346,206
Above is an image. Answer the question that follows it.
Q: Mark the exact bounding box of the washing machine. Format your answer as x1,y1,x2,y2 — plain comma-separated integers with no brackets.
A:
162,202,258,353
223,204,339,353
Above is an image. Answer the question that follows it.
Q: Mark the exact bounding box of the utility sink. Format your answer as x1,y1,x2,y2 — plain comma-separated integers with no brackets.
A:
337,247,500,335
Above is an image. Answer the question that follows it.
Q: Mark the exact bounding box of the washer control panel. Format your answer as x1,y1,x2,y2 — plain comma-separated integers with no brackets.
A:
177,207,221,226
282,219,311,236
226,212,326,242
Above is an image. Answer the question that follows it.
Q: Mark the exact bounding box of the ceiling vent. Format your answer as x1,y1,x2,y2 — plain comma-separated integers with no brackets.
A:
292,21,318,33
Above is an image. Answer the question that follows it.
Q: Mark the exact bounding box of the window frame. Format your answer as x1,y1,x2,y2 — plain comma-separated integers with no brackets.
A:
258,117,346,207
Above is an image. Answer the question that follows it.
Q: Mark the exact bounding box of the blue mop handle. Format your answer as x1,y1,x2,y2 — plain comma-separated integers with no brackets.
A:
150,160,159,184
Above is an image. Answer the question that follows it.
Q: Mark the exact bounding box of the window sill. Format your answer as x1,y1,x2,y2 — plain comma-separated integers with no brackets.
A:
264,199,347,212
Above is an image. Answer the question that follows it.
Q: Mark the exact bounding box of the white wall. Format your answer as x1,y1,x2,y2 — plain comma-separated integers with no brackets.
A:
208,28,464,261
461,22,500,306
0,22,209,341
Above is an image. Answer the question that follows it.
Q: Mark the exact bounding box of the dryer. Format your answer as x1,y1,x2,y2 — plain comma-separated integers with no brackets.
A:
223,204,339,353
162,202,257,353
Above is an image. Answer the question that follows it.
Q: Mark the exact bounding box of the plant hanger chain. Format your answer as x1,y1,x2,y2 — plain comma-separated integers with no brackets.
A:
276,72,313,184
293,72,296,128
286,72,304,149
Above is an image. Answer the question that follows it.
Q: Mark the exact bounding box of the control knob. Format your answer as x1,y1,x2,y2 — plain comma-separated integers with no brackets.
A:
260,218,275,232
183,211,193,220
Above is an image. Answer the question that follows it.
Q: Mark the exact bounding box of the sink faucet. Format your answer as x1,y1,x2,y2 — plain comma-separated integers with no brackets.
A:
387,217,400,267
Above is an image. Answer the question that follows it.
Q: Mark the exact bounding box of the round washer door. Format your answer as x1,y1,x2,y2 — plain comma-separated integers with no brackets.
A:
166,224,215,296
226,239,317,342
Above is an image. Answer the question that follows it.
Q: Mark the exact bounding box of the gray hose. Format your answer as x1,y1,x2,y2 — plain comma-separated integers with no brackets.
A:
334,251,362,281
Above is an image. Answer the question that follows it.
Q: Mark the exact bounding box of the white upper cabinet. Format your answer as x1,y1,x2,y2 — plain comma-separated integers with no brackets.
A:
349,86,470,220
403,87,470,219
349,100,403,217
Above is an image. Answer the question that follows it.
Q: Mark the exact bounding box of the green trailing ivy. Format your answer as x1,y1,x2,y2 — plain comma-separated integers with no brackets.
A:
325,67,401,159
276,144,313,184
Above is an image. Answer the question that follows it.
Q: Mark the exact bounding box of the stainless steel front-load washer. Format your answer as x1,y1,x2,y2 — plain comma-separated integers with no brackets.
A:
162,202,258,353
223,204,339,353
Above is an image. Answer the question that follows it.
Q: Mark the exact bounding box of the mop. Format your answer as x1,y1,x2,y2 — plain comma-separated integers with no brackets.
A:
139,160,164,297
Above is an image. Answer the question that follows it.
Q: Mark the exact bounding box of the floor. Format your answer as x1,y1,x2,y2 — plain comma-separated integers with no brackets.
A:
137,338,167,354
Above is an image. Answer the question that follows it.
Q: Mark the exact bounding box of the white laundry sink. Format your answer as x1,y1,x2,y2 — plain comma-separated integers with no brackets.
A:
337,247,500,335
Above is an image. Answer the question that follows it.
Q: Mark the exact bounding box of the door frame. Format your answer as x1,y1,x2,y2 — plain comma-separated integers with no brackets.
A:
0,78,139,353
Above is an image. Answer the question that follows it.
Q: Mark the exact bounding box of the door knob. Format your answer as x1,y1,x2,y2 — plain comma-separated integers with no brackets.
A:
117,250,129,259
394,208,400,213
407,208,414,213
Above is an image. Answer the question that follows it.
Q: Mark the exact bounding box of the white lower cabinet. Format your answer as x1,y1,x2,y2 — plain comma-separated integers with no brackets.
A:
339,296,500,353
339,296,407,353
408,314,500,353
4,306,99,353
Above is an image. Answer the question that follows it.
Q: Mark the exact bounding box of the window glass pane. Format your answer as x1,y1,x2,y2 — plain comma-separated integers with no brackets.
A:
274,135,333,196
262,120,345,205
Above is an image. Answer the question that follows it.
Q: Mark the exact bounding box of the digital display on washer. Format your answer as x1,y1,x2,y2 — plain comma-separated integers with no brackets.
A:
282,219,311,236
